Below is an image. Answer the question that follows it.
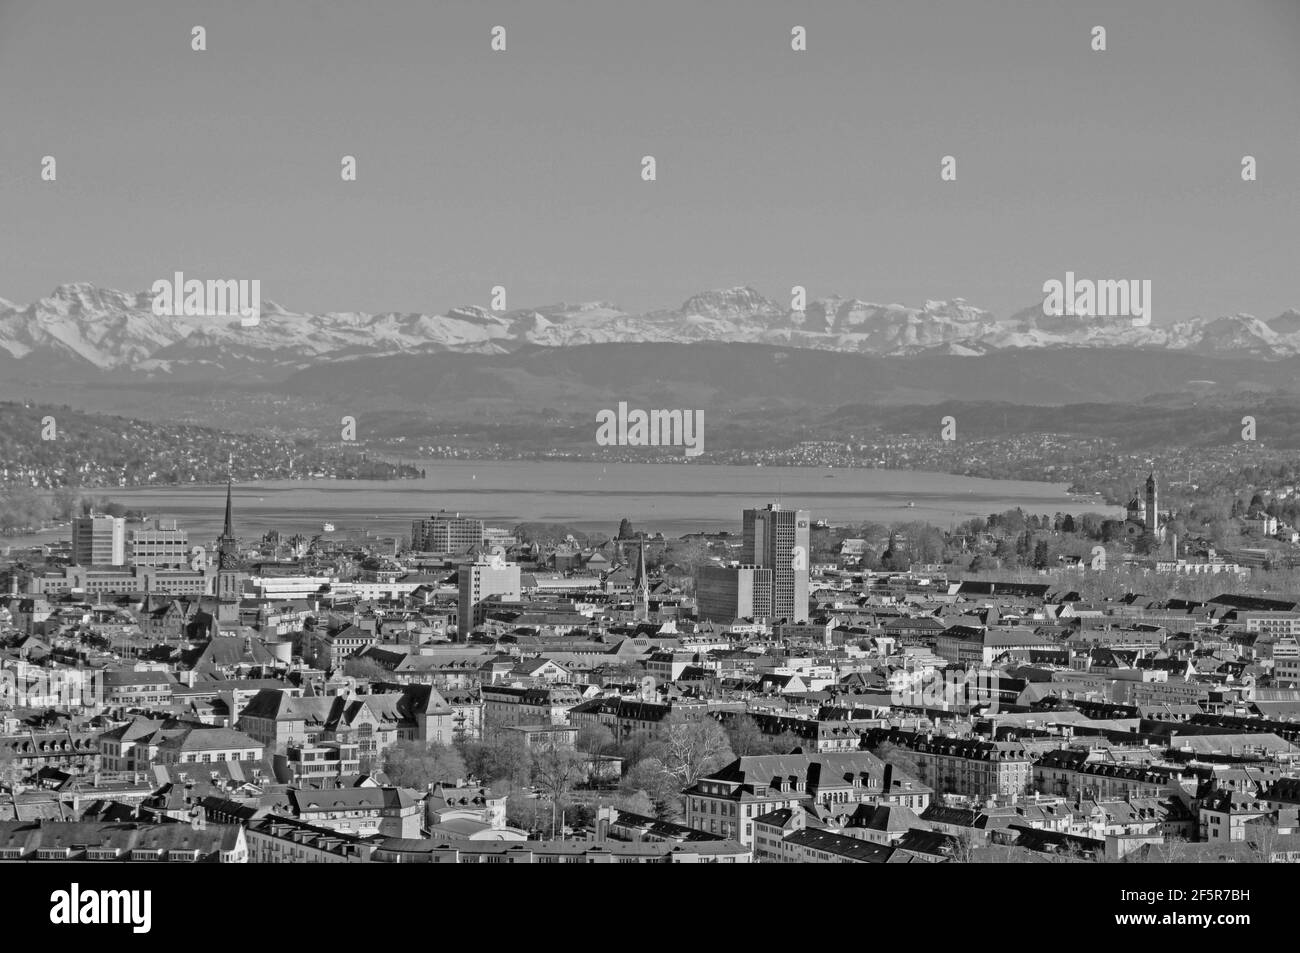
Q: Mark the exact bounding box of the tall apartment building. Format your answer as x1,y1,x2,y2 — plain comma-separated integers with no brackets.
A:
696,565,772,622
128,518,190,568
458,556,521,639
741,504,810,622
411,512,485,553
71,515,126,567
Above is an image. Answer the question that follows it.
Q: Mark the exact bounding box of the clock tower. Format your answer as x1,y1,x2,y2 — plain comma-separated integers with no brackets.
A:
214,480,247,624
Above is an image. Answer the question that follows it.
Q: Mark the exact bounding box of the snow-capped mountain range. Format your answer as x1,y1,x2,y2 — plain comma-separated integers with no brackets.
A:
1,282,1297,375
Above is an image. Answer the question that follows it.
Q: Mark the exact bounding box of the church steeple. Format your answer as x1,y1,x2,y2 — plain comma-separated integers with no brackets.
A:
1145,469,1160,540
223,479,234,539
633,537,649,622
214,478,246,623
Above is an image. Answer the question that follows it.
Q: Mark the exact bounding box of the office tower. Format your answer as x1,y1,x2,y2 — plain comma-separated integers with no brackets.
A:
742,503,810,622
128,518,190,568
411,512,486,553
458,555,521,639
71,515,126,567
696,565,772,623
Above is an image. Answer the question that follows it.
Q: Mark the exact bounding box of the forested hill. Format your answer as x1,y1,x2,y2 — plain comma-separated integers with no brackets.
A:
0,402,420,490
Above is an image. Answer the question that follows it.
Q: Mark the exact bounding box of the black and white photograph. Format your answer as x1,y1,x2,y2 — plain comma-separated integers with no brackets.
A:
0,0,1297,929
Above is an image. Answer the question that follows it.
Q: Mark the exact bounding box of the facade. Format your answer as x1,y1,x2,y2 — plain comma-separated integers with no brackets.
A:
285,787,423,839
26,564,211,597
862,729,1033,801
71,515,126,567
696,565,772,623
128,518,190,568
683,752,928,848
279,741,362,784
458,556,522,638
742,504,810,622
412,513,485,553
152,726,264,766
0,822,248,863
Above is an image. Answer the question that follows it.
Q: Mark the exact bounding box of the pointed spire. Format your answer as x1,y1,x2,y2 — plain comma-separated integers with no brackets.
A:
634,536,648,591
223,480,234,538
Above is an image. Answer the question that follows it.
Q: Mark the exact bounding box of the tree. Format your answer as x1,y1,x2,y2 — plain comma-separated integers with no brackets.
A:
880,533,911,572
1032,539,1051,570
531,738,583,837
614,790,655,818
725,713,768,756
620,757,682,820
659,711,734,787
460,734,532,790
506,792,545,833
575,722,615,766
342,657,390,681
616,519,636,540
868,741,923,784
382,741,468,790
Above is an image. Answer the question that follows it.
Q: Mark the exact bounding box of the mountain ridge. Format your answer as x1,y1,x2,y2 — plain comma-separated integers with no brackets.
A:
2,282,1298,378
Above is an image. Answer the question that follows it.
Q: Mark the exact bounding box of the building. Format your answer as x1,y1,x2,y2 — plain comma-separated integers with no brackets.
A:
0,821,248,863
71,515,126,567
152,726,264,766
696,565,772,623
285,786,423,838
214,481,249,624
371,837,750,864
128,518,190,568
458,555,521,638
862,729,1033,801
246,816,378,863
1122,471,1165,543
683,752,929,848
412,513,485,553
26,564,211,597
742,503,810,622
279,741,362,784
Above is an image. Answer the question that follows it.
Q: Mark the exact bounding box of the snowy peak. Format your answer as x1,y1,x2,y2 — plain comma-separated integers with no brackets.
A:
1,282,1297,376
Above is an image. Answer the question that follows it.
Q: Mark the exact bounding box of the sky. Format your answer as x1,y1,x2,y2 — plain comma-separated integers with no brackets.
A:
1,0,1297,323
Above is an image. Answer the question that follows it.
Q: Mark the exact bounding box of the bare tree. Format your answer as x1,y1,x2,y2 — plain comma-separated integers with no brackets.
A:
660,711,734,787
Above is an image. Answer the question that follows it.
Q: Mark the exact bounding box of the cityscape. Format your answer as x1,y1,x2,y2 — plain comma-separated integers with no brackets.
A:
4,470,1300,870
1,0,1295,934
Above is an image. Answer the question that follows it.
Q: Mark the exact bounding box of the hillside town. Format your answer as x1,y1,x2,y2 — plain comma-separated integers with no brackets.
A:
2,476,1300,866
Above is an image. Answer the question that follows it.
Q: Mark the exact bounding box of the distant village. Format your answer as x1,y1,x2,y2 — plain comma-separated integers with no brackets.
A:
3,472,1300,865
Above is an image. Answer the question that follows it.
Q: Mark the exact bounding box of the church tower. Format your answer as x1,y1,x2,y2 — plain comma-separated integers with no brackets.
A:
214,480,247,624
633,537,649,622
1144,470,1161,541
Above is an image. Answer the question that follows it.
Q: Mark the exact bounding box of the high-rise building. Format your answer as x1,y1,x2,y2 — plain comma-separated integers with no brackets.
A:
411,513,485,553
741,503,810,622
458,555,521,639
128,518,190,568
696,565,772,622
71,516,126,567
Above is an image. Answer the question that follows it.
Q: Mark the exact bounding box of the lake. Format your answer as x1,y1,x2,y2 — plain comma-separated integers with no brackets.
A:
14,460,1113,544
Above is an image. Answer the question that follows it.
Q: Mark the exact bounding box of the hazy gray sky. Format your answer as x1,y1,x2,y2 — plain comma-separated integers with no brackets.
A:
1,0,1296,322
